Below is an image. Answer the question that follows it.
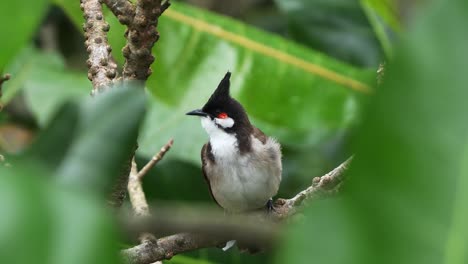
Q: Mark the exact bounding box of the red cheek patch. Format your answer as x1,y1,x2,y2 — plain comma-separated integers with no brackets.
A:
217,112,228,119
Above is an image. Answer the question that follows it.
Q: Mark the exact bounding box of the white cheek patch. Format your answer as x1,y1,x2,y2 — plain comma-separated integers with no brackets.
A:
201,117,217,135
200,117,238,158
215,117,234,128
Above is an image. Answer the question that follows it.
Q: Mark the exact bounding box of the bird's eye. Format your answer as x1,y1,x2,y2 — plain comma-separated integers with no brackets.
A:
217,112,228,119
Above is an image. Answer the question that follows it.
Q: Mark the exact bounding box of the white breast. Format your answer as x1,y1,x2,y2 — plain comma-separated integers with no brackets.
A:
201,117,282,212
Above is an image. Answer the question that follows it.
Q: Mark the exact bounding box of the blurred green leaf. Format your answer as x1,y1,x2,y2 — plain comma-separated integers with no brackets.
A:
49,188,120,264
360,0,401,32
165,255,215,264
0,165,52,263
2,48,65,104
278,0,468,263
360,0,401,58
274,0,383,67
57,86,146,193
1,48,90,126
26,102,80,171
0,0,49,68
0,164,119,264
22,64,91,127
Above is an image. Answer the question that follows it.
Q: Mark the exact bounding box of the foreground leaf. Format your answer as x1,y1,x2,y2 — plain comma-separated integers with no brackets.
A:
57,87,146,193
0,164,119,264
279,0,468,263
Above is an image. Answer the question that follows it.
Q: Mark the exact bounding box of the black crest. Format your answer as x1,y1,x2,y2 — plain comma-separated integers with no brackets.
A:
204,71,232,109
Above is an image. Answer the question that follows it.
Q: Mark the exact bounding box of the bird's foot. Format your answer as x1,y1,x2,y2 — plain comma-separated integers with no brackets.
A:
266,198,275,213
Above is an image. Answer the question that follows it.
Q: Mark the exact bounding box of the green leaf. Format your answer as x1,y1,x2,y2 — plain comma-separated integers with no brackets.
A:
48,188,120,264
360,0,401,32
53,1,373,165
22,66,91,127
0,165,52,263
274,0,383,67
0,164,120,264
57,86,146,193
26,102,80,171
140,2,374,164
0,0,49,68
360,0,401,58
1,48,66,104
22,61,91,127
278,0,468,263
166,255,215,264
1,48,90,126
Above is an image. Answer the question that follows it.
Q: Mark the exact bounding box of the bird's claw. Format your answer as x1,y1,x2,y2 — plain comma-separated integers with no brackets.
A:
266,198,275,213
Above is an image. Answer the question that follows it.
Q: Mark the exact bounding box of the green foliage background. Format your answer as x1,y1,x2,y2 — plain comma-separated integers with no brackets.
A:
2,0,467,263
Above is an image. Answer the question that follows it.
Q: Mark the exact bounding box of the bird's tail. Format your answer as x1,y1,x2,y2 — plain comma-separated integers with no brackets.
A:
222,240,263,254
222,240,236,251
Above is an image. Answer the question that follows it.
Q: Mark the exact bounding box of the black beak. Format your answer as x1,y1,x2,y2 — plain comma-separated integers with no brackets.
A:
186,109,208,117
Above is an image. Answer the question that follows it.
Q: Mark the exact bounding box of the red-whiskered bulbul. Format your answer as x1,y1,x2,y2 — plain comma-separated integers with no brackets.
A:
186,72,282,214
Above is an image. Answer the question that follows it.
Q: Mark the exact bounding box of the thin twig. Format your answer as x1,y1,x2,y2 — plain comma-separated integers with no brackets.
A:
128,140,174,245
122,157,352,263
137,138,173,180
128,158,150,217
81,0,118,93
128,157,156,243
275,156,353,218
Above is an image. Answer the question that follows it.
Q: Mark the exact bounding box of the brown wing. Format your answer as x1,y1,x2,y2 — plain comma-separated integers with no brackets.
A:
201,143,221,207
252,126,267,144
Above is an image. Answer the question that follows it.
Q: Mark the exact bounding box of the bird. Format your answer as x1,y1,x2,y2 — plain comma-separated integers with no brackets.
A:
186,71,282,214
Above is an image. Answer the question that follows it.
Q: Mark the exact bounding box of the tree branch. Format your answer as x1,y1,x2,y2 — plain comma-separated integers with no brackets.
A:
102,0,135,25
81,0,118,94
127,139,174,245
81,0,169,208
122,0,167,80
274,156,352,218
121,157,352,263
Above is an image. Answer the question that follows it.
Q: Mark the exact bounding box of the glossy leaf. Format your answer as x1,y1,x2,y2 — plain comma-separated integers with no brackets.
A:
0,0,49,68
140,3,374,163
278,0,468,263
274,0,383,67
50,1,374,165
